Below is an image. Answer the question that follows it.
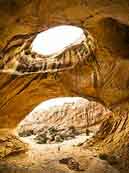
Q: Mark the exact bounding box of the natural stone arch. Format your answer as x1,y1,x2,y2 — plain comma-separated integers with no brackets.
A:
16,97,111,144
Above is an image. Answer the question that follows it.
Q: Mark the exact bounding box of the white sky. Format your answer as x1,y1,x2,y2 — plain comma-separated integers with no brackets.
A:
31,97,88,113
31,25,85,56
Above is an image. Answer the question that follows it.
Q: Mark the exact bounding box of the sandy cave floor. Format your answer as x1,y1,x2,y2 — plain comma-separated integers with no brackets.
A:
0,129,119,173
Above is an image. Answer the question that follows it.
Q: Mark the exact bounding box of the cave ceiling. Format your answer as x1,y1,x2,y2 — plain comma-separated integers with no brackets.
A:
0,0,129,128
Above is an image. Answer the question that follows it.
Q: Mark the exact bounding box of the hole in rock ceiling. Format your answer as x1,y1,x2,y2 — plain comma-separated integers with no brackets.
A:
30,24,95,78
0,24,95,75
31,25,85,56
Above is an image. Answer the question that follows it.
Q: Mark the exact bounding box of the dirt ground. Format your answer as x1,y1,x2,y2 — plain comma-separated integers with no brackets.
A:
0,128,119,173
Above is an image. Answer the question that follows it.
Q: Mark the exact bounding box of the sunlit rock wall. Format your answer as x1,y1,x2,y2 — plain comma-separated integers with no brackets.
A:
1,0,129,127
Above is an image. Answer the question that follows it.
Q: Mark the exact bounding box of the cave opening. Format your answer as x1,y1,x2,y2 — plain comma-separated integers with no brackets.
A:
16,97,96,146
31,25,85,56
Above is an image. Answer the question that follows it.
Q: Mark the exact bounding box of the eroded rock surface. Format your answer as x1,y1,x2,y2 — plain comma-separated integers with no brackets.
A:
0,0,129,127
0,1,129,173
0,129,27,159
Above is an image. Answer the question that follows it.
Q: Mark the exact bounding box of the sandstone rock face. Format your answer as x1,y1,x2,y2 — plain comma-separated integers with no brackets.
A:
0,129,27,159
16,97,111,140
0,1,129,172
0,0,129,128
0,25,95,76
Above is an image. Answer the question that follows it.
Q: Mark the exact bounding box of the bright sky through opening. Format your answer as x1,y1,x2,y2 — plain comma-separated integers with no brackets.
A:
31,25,85,56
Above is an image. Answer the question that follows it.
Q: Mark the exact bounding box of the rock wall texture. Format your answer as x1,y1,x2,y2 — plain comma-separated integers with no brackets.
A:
0,0,129,127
